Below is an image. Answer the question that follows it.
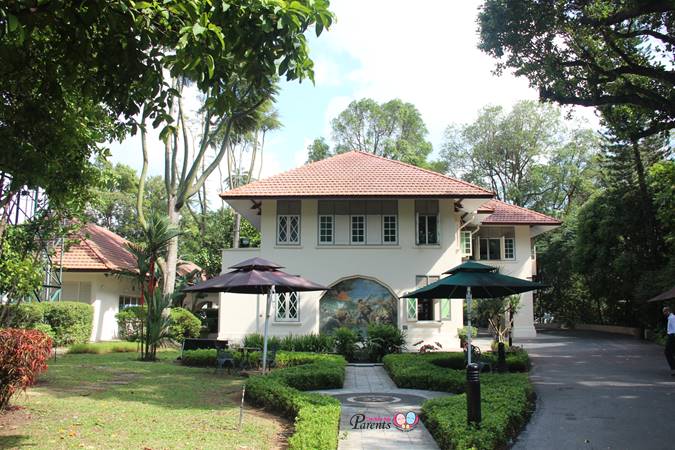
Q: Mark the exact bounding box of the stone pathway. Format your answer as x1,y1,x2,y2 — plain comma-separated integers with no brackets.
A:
314,364,450,450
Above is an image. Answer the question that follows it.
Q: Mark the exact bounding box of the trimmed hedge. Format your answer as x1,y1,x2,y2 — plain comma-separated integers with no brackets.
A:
168,308,201,342
68,342,138,354
181,349,260,368
383,351,534,450
1,301,93,346
245,353,345,450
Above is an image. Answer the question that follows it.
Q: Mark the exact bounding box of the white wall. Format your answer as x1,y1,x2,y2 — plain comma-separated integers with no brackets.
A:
218,199,540,347
61,272,140,342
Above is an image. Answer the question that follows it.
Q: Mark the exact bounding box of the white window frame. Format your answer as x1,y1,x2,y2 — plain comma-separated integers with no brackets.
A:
406,298,418,321
382,214,398,244
460,230,473,256
275,292,299,322
504,237,516,260
350,215,366,244
119,295,141,310
277,214,300,245
479,237,502,260
318,215,334,244
416,214,439,245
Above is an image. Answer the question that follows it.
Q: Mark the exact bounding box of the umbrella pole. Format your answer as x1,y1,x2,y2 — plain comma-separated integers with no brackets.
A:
467,286,472,365
261,286,274,373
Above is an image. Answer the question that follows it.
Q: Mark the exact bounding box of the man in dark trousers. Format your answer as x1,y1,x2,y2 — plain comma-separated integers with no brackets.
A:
664,306,675,376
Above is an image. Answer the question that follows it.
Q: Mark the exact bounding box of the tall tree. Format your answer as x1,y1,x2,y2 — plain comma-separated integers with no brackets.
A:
306,137,332,163
331,98,433,166
440,100,600,212
478,0,675,138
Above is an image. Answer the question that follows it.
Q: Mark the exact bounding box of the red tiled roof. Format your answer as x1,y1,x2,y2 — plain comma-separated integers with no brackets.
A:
220,151,493,199
56,223,203,274
481,200,562,225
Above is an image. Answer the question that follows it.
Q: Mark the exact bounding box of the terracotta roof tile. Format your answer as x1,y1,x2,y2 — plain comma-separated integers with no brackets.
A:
481,200,562,225
220,151,494,199
56,223,203,274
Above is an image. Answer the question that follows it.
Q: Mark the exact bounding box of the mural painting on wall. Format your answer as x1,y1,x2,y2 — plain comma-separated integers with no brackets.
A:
319,277,397,335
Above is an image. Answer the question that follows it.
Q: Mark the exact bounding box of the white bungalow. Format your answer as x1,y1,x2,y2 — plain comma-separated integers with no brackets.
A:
216,151,560,349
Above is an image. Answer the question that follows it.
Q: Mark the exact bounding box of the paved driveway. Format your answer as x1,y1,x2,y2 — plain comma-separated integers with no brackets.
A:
515,331,675,450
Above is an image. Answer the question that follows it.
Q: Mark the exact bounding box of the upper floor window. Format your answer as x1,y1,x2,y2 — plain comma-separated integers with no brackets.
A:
351,215,365,243
277,200,301,245
276,292,299,321
317,200,398,245
319,215,334,244
415,200,439,245
475,227,516,261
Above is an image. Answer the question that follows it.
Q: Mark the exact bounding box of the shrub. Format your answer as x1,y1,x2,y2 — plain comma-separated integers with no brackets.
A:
242,333,282,351
1,301,93,346
116,306,146,342
245,353,345,450
0,328,52,410
279,333,335,353
168,308,201,342
333,327,359,361
383,352,534,450
68,342,138,354
181,349,217,366
364,323,406,362
457,326,478,345
43,301,94,346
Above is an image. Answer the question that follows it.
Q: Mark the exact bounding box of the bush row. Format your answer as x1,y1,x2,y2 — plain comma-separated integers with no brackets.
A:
1,301,93,346
383,352,534,450
240,324,406,362
68,342,138,354
245,354,345,450
116,306,201,342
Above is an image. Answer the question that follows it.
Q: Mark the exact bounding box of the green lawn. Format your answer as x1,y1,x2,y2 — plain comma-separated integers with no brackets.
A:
0,350,285,449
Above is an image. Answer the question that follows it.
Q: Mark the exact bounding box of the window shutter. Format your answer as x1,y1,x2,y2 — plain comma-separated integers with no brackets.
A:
440,299,451,320
461,231,473,256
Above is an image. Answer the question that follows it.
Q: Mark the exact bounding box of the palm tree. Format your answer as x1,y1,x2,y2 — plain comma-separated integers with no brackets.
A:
127,214,181,360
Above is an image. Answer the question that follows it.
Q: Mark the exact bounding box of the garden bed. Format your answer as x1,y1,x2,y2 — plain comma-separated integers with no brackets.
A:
245,353,346,450
383,351,534,450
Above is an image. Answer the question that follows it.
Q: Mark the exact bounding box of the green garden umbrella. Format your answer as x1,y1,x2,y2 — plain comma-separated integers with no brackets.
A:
403,261,546,365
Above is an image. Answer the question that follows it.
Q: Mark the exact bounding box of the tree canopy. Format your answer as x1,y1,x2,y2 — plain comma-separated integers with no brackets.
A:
478,0,675,138
440,100,600,213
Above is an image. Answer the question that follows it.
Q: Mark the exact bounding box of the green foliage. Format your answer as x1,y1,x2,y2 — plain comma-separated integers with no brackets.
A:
181,349,218,367
115,306,146,342
457,326,478,343
2,301,93,347
0,227,44,302
306,137,332,163
478,0,675,138
332,326,359,361
441,100,600,212
42,302,94,347
167,308,201,342
329,98,433,166
383,352,533,449
245,353,345,450
242,333,281,351
68,342,137,354
0,328,52,410
363,323,406,362
279,333,334,353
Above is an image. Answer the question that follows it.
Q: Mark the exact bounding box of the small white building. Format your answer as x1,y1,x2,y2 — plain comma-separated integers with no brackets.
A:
56,223,205,341
216,152,560,349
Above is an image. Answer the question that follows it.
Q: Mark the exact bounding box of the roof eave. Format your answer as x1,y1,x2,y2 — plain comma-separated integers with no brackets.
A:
220,193,495,200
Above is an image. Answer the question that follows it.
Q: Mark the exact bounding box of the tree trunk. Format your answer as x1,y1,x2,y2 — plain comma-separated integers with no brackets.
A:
163,195,180,296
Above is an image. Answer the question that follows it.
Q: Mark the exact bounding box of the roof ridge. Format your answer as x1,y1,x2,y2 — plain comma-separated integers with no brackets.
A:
490,199,561,223
353,151,494,195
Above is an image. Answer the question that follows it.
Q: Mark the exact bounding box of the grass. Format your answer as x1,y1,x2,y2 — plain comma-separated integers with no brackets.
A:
0,350,285,449
67,341,139,354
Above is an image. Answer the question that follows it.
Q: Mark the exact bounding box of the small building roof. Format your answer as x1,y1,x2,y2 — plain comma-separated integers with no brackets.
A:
56,223,202,275
219,151,494,199
480,200,562,226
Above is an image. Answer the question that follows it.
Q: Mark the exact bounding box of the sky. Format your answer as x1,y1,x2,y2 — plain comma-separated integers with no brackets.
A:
109,0,598,207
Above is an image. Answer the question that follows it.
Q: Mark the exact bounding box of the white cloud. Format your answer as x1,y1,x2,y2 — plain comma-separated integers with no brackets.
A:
316,0,599,153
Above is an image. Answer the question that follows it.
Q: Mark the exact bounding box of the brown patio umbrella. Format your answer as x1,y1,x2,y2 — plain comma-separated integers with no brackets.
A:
647,285,675,303
184,257,327,371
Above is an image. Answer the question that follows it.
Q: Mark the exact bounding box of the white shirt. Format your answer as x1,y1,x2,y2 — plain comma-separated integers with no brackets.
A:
668,313,675,335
